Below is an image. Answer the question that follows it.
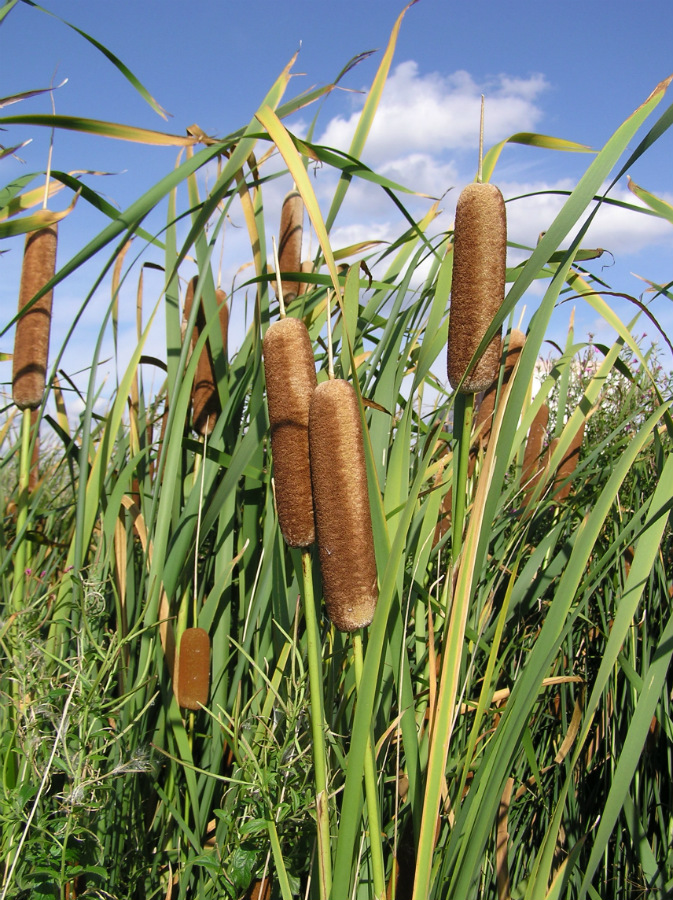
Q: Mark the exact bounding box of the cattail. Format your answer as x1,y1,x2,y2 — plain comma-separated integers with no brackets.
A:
433,443,452,546
183,278,228,436
554,420,585,501
12,225,58,410
28,408,40,494
277,190,303,302
309,379,378,632
469,329,525,474
521,403,550,506
297,260,313,297
447,183,506,393
176,627,210,710
263,316,317,547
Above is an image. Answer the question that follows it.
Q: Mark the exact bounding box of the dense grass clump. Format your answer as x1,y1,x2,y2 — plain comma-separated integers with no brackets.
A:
1,6,673,900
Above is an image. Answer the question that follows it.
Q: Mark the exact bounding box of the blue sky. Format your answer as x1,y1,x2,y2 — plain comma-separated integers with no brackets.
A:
2,0,673,410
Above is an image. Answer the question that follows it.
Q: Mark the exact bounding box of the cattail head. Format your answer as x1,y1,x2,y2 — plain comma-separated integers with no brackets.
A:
521,402,550,506
12,225,58,410
263,316,317,547
183,279,228,436
447,182,506,393
471,328,526,462
554,420,585,501
176,627,210,710
297,260,313,297
309,379,378,632
277,190,303,303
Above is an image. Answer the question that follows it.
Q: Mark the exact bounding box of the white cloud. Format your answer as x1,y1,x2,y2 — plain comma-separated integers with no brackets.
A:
317,61,548,164
503,179,673,257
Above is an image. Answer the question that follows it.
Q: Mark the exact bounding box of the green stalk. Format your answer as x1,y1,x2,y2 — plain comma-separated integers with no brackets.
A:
451,392,474,565
301,550,333,900
12,409,32,614
352,630,386,900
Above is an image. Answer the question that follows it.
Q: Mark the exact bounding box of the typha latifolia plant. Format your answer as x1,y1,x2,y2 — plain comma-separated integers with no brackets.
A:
262,224,334,898
1,4,673,898
10,221,57,616
446,99,507,566
308,289,384,899
183,276,229,437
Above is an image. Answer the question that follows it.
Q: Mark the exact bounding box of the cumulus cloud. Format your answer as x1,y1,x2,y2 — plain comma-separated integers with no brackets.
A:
317,61,548,164
503,179,673,257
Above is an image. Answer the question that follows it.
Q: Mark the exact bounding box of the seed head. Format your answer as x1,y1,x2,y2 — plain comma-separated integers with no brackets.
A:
183,279,228,435
12,225,58,410
277,190,303,302
263,317,317,547
309,379,378,632
176,627,210,710
447,182,506,393
521,403,550,506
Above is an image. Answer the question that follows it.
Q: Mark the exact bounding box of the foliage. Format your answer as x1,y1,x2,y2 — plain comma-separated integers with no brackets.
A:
1,3,673,899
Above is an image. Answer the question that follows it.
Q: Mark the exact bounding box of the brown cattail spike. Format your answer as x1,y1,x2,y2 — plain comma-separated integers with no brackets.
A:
183,279,228,436
521,402,550,506
447,182,506,393
263,317,317,547
309,379,378,632
555,420,585,501
12,225,58,410
278,190,303,302
298,260,313,297
470,328,525,472
176,627,210,710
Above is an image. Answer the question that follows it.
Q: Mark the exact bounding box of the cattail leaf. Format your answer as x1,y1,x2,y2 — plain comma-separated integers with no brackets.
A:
0,0,19,24
0,178,66,221
0,79,67,110
0,138,31,159
0,113,197,144
627,174,673,224
481,131,593,184
256,104,342,303
324,0,420,231
18,0,169,118
0,196,75,238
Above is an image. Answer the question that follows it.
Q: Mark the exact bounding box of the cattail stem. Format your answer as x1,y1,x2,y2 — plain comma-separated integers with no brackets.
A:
326,290,334,380
12,408,33,614
478,95,485,183
451,392,474,565
301,550,333,900
272,236,286,319
352,631,386,900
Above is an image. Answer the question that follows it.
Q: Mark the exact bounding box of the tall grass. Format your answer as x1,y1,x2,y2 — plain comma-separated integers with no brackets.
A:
1,4,673,899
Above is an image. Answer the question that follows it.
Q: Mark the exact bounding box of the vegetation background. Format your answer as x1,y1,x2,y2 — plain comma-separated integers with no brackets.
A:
1,2,673,898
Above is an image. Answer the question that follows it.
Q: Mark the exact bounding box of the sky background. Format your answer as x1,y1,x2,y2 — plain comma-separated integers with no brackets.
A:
1,0,673,413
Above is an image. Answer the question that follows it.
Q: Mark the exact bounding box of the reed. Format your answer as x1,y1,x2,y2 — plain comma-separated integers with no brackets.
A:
12,225,58,411
308,378,378,632
277,189,303,302
175,627,210,710
183,278,228,436
28,408,40,495
554,420,585,501
447,182,506,394
470,328,525,473
262,316,317,547
521,402,550,506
